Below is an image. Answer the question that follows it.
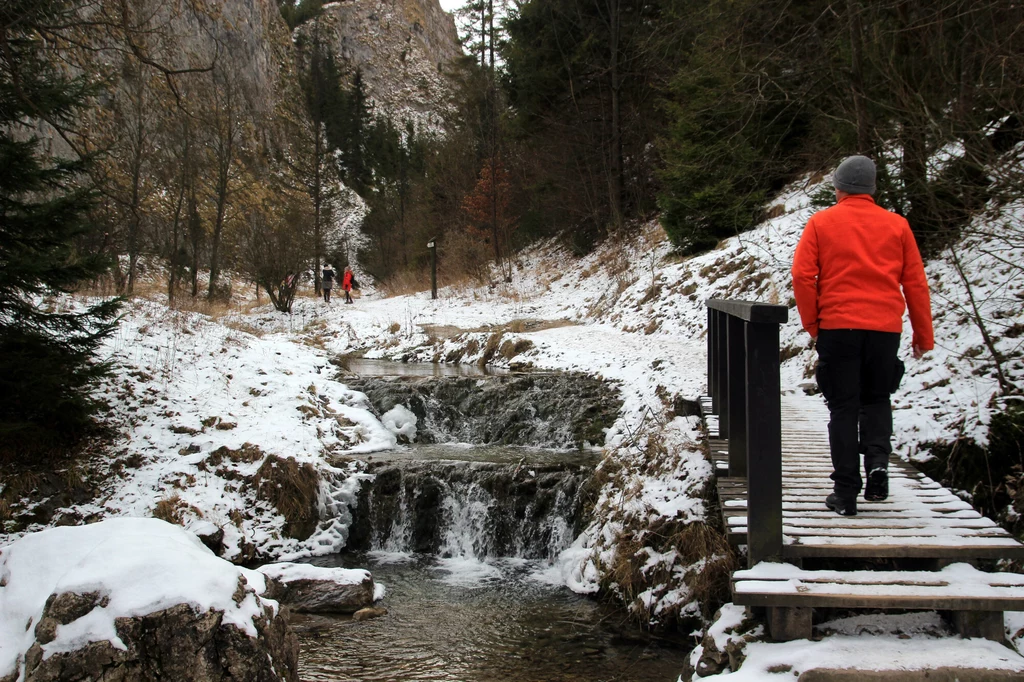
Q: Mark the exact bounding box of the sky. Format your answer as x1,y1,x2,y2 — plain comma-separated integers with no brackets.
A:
439,0,464,11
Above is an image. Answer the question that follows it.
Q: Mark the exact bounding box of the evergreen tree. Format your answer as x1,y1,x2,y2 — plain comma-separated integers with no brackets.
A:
0,0,121,459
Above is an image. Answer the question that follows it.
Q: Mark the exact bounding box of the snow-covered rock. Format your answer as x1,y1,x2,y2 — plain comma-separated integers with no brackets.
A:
258,562,376,613
381,404,418,442
0,518,297,682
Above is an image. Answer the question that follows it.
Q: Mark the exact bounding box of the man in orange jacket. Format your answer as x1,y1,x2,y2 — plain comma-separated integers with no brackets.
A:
792,155,934,516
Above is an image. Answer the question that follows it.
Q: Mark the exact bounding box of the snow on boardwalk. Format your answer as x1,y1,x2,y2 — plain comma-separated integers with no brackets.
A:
717,396,1024,561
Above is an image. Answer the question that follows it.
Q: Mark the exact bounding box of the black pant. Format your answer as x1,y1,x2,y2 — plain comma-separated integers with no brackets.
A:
323,287,331,302
816,329,901,499
344,289,353,303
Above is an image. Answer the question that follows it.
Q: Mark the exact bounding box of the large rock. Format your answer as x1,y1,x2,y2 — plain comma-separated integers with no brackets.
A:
258,562,376,613
16,597,297,682
0,518,298,682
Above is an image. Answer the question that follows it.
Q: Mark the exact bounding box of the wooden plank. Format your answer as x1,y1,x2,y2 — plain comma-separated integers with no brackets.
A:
733,563,1024,610
725,513,999,528
778,527,1012,538
729,520,1009,535
734,590,1024,611
781,543,1024,560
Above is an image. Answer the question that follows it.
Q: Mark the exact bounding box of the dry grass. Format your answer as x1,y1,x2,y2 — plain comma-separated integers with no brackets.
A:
498,338,534,360
253,455,321,540
205,443,263,468
607,518,735,625
222,317,265,337
152,494,202,526
638,283,662,305
507,319,529,333
81,265,268,323
379,269,431,297
478,331,504,367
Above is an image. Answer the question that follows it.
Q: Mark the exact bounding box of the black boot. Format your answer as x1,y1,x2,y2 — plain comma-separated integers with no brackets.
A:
864,468,889,501
825,493,857,516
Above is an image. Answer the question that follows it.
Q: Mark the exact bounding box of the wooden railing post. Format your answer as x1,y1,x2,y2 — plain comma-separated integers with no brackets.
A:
726,314,747,477
745,319,783,566
707,298,787,567
710,309,721,416
707,307,716,410
717,310,730,439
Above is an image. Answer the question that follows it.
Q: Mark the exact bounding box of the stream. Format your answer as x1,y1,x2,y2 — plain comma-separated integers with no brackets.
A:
295,550,692,682
294,363,690,681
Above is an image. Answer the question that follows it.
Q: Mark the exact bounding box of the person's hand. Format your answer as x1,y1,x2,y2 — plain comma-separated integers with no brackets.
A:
913,344,925,359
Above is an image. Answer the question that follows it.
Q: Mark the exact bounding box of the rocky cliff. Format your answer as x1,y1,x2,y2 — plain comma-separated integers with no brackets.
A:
303,0,462,127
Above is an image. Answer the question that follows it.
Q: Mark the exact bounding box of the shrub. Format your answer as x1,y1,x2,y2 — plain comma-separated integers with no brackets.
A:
253,455,321,540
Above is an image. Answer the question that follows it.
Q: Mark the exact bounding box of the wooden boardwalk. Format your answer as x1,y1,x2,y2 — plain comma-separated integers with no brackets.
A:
708,395,1024,562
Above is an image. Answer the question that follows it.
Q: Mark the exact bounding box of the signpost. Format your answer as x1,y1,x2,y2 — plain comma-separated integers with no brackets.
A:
427,239,437,300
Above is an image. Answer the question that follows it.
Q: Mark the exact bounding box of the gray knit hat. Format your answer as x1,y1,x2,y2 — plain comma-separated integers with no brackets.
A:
832,155,876,195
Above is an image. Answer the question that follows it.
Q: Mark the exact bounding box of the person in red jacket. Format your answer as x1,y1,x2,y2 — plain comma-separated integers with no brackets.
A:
342,266,354,304
792,155,934,516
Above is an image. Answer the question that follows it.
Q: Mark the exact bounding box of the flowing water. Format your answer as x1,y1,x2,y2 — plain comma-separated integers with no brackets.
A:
299,364,690,681
343,358,509,378
295,552,692,682
346,445,593,560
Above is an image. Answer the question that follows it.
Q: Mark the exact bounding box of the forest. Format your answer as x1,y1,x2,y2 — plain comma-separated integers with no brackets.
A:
2,0,1023,457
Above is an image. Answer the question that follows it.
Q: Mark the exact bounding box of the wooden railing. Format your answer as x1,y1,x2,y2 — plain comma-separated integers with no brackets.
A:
707,299,788,566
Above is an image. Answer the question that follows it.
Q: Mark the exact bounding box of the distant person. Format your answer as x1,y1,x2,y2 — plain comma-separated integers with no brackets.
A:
279,271,294,301
791,155,934,517
322,264,335,303
342,266,354,304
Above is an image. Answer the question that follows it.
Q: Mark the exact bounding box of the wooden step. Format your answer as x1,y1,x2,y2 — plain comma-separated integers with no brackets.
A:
732,561,1024,642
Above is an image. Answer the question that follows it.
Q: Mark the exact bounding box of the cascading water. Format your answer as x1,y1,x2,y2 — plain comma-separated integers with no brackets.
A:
295,364,691,682
347,459,591,561
341,369,618,562
345,372,622,449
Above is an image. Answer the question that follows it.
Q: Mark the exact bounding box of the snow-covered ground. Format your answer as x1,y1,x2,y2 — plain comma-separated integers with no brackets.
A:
3,175,1024,679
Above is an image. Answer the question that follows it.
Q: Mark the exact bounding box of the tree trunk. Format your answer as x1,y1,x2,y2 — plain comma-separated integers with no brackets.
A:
847,0,870,154
313,123,323,295
188,189,201,298
126,70,146,296
208,163,229,299
168,166,187,306
488,0,494,70
480,3,487,69
607,0,623,230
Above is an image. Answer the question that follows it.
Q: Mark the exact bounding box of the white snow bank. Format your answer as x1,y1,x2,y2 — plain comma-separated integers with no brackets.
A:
0,518,273,679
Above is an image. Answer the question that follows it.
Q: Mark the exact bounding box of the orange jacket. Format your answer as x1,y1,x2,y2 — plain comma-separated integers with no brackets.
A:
791,194,934,350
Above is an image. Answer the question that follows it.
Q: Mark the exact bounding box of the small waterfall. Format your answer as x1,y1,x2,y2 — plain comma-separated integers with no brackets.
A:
344,373,622,449
347,460,591,561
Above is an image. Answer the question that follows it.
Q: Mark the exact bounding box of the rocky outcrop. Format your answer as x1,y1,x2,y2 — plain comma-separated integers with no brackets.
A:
345,373,623,448
0,519,299,682
12,593,297,682
259,562,376,613
302,0,461,126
